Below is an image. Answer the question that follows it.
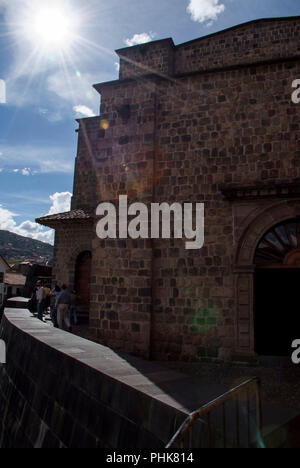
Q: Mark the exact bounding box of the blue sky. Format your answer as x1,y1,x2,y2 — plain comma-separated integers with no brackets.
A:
0,0,299,244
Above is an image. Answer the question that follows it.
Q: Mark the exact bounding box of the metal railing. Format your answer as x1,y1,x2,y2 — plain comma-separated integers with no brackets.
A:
166,377,264,449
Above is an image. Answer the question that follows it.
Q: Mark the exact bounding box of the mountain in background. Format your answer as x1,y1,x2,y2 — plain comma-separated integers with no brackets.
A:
0,230,53,264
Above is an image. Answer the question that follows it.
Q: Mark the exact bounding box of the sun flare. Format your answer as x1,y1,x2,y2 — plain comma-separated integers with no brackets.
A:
5,0,109,114
33,9,71,47
23,5,77,51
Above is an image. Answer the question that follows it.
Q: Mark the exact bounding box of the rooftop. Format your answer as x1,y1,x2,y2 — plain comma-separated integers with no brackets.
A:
4,273,26,287
36,209,93,228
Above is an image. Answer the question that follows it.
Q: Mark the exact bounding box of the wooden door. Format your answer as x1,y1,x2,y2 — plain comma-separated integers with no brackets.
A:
75,251,92,311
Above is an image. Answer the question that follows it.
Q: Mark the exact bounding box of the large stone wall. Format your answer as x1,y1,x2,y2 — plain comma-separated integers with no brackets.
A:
52,16,300,362
0,308,196,448
175,18,300,74
116,18,300,80
148,58,300,360
1,308,300,448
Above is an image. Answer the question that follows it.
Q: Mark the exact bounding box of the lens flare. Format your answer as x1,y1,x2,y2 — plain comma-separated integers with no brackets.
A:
100,120,109,130
34,9,70,45
22,3,78,52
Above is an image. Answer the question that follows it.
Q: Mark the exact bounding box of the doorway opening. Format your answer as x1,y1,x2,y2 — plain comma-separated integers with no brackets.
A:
254,219,300,356
75,251,92,317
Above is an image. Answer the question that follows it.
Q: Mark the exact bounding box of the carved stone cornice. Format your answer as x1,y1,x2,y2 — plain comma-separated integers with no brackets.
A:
222,183,300,201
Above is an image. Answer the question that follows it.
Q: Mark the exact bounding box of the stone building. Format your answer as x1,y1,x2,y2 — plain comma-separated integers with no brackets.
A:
38,17,300,362
4,272,26,298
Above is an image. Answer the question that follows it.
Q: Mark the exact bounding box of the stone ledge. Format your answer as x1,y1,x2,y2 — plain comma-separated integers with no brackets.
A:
0,307,226,448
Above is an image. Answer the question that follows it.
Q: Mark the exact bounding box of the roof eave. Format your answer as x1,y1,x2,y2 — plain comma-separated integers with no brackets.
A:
36,215,94,229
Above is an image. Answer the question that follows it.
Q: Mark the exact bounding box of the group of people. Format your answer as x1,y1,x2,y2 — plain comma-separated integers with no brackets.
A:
30,282,78,332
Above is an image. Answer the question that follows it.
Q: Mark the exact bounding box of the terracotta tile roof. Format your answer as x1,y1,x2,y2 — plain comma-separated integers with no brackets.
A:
4,273,26,286
36,210,93,227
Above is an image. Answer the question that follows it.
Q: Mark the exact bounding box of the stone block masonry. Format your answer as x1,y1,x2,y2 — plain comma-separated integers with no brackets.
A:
37,16,300,362
0,307,228,448
1,307,299,448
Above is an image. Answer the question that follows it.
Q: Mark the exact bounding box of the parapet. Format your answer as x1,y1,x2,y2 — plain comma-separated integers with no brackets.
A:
116,38,175,80
114,17,300,82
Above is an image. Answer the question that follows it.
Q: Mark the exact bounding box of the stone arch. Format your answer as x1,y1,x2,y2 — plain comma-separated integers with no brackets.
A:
235,199,300,266
234,199,300,355
66,245,93,319
67,244,92,289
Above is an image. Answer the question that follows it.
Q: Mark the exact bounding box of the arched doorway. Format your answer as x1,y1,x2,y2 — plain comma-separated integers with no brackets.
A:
75,251,92,315
254,219,300,356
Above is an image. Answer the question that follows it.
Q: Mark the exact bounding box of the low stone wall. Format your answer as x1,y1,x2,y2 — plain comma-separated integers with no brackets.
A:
0,308,199,448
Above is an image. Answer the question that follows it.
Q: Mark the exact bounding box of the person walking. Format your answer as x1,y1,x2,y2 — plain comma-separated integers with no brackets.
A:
29,285,38,315
56,285,72,332
36,281,46,321
69,290,78,326
50,285,60,328
44,285,51,314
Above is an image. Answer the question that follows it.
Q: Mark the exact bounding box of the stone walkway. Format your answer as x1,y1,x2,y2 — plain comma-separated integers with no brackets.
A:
160,361,300,412
42,312,300,412
34,312,300,447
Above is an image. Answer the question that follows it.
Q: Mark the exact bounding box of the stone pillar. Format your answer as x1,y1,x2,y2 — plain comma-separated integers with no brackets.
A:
234,265,256,355
90,78,157,359
71,117,100,212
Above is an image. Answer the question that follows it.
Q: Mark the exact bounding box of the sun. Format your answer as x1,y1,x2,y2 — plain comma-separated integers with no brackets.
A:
23,5,77,51
33,9,72,47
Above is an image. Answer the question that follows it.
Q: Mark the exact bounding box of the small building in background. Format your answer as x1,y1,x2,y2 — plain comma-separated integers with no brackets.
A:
4,272,26,299
10,262,53,297
0,253,10,304
17,262,33,276
23,264,53,298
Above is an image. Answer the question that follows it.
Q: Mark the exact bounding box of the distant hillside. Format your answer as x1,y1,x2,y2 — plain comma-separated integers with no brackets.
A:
0,230,53,263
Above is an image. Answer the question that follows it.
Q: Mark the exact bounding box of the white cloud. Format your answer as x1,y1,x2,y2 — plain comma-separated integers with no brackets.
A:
0,144,74,174
46,70,98,112
21,168,31,176
125,32,156,47
187,0,225,24
18,220,40,233
33,230,54,244
73,105,96,118
48,191,72,215
0,204,54,244
0,205,18,232
0,191,72,245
